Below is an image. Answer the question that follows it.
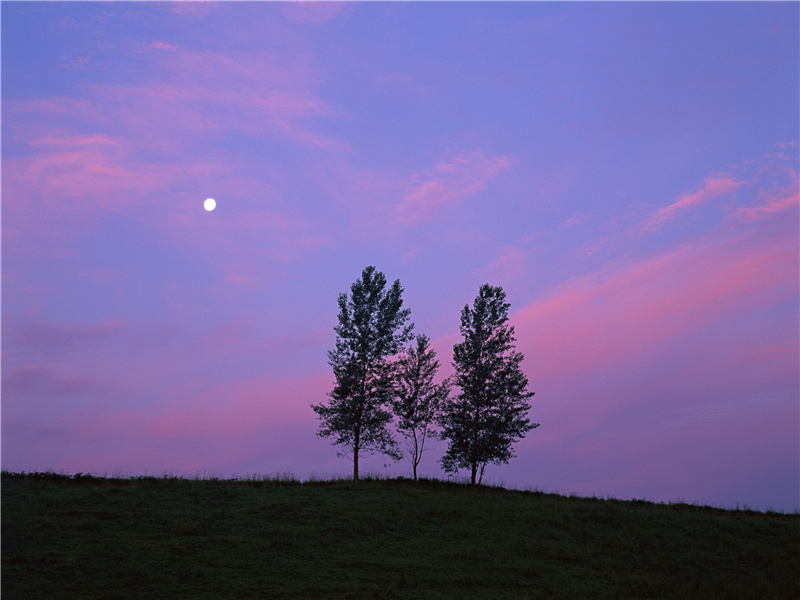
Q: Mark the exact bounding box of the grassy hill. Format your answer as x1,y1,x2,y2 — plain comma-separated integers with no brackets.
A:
2,471,798,599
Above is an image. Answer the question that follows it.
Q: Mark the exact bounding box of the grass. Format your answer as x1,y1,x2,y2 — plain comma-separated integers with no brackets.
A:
2,471,799,599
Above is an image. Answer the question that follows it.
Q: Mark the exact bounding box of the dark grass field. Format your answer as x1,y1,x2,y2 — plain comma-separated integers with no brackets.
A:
2,471,798,600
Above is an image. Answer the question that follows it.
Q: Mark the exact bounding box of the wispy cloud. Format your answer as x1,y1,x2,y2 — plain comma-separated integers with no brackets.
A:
3,370,334,476
170,2,218,20
517,217,796,383
149,41,177,51
508,190,798,500
5,318,127,360
734,162,799,222
483,246,528,281
5,134,179,209
2,37,340,275
4,35,337,166
395,150,512,224
2,365,96,398
735,189,799,222
280,1,348,26
638,147,799,236
642,174,744,232
102,44,336,150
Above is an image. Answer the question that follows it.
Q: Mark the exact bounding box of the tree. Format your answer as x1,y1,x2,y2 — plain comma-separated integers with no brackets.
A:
439,284,539,486
311,266,414,483
391,334,449,481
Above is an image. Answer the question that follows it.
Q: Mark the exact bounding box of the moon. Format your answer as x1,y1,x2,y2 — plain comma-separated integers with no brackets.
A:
204,198,216,211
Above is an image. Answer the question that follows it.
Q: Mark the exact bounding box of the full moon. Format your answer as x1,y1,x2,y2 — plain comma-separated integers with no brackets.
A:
204,198,216,211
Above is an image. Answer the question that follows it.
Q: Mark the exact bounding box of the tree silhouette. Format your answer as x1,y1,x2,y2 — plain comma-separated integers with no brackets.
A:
439,284,538,486
312,266,413,483
391,334,449,480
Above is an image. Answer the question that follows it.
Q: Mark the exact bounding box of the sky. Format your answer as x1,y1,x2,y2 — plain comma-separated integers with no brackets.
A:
2,1,798,512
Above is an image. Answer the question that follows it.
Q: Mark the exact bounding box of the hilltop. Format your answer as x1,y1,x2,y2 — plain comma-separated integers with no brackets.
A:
3,472,798,599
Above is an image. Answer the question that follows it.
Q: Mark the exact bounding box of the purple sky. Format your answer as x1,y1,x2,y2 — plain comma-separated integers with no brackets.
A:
2,2,798,511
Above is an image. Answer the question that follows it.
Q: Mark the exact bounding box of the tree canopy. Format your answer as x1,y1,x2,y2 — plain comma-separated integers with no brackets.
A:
311,266,414,482
439,284,538,486
391,334,449,480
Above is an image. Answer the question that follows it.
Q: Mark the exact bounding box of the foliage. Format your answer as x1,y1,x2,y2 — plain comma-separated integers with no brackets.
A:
440,284,539,485
3,471,799,600
391,334,450,480
312,266,413,482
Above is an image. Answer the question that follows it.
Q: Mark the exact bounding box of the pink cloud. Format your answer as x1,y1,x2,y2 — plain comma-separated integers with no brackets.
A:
2,38,348,280
121,45,336,149
2,314,337,474
3,133,184,212
734,166,799,222
5,39,336,158
146,374,327,442
636,148,798,239
736,190,799,222
395,150,512,224
62,372,333,475
515,212,797,387
643,174,744,232
150,41,177,51
2,103,323,272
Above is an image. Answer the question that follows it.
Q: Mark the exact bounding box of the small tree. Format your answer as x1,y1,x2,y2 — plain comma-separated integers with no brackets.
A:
312,266,414,483
391,334,449,481
439,284,539,486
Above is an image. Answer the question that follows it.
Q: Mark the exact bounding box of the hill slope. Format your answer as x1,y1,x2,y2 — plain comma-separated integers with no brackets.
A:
2,472,799,599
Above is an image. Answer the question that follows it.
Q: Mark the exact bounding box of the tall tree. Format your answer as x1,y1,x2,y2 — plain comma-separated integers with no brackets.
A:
439,284,539,486
391,334,449,481
312,266,414,483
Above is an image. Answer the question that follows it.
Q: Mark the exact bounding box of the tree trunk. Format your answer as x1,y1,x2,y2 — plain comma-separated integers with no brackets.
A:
412,462,417,481
353,423,360,484
471,463,478,487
